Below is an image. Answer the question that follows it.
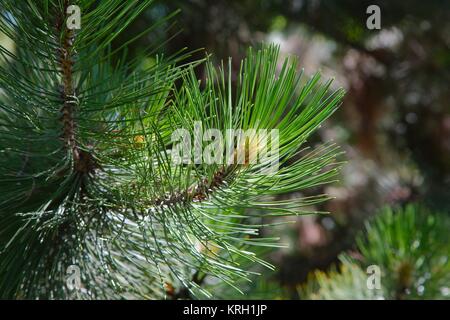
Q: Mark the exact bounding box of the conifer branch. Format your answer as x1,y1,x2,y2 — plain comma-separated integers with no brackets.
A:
0,1,344,299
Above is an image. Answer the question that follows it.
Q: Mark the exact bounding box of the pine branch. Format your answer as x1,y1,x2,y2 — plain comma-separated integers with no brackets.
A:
301,204,450,300
56,1,83,172
153,166,230,207
0,1,344,299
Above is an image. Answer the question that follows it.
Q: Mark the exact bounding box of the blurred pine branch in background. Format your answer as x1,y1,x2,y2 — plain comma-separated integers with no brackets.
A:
300,205,449,299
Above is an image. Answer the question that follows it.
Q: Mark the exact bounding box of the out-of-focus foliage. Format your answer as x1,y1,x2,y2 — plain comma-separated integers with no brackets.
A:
300,263,379,300
299,205,450,300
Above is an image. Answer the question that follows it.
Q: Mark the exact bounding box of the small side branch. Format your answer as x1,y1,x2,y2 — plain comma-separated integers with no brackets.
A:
153,167,229,207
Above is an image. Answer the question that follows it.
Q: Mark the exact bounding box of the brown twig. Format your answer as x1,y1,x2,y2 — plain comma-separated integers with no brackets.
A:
153,166,230,207
56,2,96,175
